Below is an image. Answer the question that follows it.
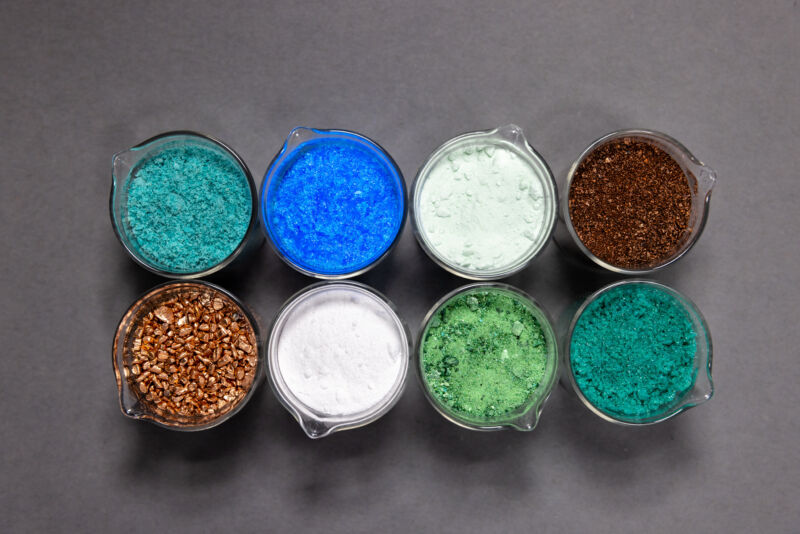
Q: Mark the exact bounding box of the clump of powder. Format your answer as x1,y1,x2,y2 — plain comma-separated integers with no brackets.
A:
275,286,406,416
416,140,552,274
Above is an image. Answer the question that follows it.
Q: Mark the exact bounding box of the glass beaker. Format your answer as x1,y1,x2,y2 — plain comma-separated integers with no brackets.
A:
417,283,559,431
562,279,713,425
555,129,716,274
260,127,407,279
110,131,260,279
112,281,263,431
411,124,558,280
266,281,411,438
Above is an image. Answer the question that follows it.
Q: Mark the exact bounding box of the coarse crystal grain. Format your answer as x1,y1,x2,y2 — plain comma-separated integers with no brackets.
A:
569,284,698,419
124,141,252,273
417,141,549,273
267,137,404,275
275,286,405,416
420,288,549,420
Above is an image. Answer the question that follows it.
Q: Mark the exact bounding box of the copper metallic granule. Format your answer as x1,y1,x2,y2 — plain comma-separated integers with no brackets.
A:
123,287,257,422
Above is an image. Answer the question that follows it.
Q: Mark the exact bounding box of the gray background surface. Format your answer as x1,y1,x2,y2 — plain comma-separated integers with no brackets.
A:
1,1,798,532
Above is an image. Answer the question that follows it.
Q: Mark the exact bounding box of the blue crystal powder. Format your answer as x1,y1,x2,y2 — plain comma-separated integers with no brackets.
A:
264,133,404,275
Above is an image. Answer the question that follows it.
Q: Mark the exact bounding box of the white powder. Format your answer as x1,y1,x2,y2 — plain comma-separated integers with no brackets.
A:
417,139,552,274
275,286,406,416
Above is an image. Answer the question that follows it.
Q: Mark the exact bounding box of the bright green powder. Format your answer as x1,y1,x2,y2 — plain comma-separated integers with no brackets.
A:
124,140,252,273
569,284,698,420
420,288,551,421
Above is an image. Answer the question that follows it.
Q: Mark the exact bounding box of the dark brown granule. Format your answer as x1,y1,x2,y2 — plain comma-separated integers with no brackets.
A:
568,138,694,268
123,288,258,424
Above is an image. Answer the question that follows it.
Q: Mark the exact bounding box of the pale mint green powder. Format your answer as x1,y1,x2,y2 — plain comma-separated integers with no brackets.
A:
417,139,551,274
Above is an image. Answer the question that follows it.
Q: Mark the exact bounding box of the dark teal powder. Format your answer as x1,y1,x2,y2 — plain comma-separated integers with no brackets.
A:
569,284,698,420
124,141,252,273
265,136,404,275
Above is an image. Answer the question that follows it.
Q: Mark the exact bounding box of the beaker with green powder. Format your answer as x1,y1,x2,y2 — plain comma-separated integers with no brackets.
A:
417,283,558,431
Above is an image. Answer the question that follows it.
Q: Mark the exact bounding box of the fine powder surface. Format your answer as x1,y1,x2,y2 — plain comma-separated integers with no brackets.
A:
421,289,549,420
568,138,693,268
276,287,405,416
125,142,252,273
417,141,549,273
570,284,698,419
267,138,403,274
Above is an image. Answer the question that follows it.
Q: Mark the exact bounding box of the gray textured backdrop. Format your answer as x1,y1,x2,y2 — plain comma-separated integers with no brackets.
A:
1,1,798,532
